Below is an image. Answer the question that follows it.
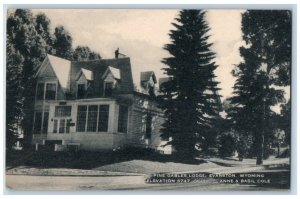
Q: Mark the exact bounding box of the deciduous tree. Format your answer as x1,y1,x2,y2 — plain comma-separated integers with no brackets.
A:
227,10,291,165
73,46,101,61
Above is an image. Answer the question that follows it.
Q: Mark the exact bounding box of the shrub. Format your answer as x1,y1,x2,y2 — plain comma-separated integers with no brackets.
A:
217,132,237,158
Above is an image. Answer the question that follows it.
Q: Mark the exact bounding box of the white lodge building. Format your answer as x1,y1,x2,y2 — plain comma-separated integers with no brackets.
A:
32,54,168,152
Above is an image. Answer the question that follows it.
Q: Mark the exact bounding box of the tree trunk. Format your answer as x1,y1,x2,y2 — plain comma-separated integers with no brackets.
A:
256,132,264,165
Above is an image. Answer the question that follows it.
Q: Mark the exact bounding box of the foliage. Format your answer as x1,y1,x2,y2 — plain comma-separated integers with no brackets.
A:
159,10,221,159
6,9,102,150
6,36,24,150
278,100,291,145
73,46,101,61
35,13,56,54
7,9,47,149
53,25,73,59
217,132,237,158
227,10,291,165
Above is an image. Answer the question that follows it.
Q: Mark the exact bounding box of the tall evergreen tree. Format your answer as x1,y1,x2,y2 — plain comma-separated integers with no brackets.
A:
227,10,291,165
159,10,221,159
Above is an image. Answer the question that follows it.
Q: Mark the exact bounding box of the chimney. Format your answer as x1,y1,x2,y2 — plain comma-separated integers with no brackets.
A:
115,48,119,58
115,48,127,58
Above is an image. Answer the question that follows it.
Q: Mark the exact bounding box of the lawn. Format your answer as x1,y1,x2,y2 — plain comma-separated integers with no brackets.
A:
6,148,289,176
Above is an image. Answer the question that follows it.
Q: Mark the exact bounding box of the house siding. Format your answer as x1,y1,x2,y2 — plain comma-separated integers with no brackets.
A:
32,55,167,153
37,98,120,151
127,95,165,149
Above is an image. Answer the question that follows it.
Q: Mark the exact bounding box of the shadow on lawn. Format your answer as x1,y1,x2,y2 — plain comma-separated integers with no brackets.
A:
208,160,235,167
6,148,208,170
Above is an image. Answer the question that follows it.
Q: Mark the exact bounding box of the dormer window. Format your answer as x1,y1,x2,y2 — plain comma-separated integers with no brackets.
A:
140,71,157,96
104,82,113,97
77,84,86,99
75,68,93,99
102,66,121,97
148,86,155,97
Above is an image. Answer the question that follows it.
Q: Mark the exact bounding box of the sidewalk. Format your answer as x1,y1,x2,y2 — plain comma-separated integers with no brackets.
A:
6,167,143,176
198,157,290,174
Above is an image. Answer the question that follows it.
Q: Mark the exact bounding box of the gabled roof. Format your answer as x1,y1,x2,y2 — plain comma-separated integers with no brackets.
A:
47,54,71,91
159,77,172,88
37,54,160,97
102,66,121,80
75,68,93,81
70,57,134,96
141,71,157,84
82,68,93,81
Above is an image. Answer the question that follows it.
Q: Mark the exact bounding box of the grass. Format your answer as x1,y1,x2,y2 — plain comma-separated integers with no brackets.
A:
6,147,208,170
6,147,290,175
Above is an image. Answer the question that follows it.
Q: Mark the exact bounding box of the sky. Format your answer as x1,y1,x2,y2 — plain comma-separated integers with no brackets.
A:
31,9,246,102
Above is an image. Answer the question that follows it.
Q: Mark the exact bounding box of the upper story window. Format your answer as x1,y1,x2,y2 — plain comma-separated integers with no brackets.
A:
77,84,86,99
36,82,57,100
45,83,56,100
104,82,113,97
148,86,155,97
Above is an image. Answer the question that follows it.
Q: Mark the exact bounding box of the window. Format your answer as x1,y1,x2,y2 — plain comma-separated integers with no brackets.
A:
55,106,72,117
104,82,113,96
76,105,110,132
77,84,86,99
53,106,71,134
59,119,66,133
45,83,56,100
98,105,109,132
42,112,49,134
148,86,155,97
66,119,71,133
36,83,45,100
53,120,58,133
76,105,87,132
33,112,43,134
145,114,152,139
34,112,49,134
87,105,98,132
118,105,128,133
36,82,57,100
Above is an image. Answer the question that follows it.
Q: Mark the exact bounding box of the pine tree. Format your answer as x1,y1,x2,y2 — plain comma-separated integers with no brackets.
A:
227,10,291,165
159,10,221,159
